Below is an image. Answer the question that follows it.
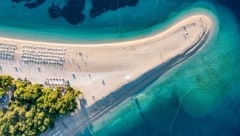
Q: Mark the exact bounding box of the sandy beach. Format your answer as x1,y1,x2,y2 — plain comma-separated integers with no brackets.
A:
0,13,215,136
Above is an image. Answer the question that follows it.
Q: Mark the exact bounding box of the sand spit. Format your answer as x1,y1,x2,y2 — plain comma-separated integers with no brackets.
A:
0,14,215,136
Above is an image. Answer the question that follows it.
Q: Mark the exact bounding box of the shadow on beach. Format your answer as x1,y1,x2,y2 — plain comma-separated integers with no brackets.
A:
77,28,210,135
79,98,93,136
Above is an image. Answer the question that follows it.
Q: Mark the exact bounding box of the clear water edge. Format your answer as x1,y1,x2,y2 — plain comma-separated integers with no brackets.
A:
0,0,240,136
81,2,240,136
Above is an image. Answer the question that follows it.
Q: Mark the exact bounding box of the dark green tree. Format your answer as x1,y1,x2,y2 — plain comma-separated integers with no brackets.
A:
0,75,81,136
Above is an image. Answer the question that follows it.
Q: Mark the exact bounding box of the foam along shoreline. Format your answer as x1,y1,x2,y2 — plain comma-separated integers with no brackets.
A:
0,13,215,135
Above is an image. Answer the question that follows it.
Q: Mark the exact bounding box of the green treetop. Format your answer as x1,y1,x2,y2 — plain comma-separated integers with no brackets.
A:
0,76,81,136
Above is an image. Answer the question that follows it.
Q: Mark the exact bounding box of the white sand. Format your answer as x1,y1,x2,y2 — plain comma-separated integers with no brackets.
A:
0,14,215,135
0,14,214,106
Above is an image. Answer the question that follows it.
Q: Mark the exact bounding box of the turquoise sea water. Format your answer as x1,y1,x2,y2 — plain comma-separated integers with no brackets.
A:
1,0,240,136
77,1,240,136
0,0,212,44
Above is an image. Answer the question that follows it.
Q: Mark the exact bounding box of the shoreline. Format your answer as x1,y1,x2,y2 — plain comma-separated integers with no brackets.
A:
0,13,213,47
0,13,215,136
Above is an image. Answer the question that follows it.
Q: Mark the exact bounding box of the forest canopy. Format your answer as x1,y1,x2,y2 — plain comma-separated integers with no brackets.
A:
0,75,81,136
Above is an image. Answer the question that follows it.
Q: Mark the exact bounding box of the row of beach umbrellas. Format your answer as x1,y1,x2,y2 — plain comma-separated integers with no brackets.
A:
23,45,66,51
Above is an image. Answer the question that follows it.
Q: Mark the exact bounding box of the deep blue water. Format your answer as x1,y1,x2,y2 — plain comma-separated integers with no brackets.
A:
1,0,240,136
0,0,213,43
216,0,240,22
76,1,240,136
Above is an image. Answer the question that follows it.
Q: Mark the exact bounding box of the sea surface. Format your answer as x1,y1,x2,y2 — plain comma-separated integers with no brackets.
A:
1,0,240,136
0,0,193,43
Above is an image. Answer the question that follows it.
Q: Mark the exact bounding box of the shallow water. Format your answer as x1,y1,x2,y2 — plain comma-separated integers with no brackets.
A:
76,1,240,136
0,0,219,44
0,0,190,43
1,0,240,136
